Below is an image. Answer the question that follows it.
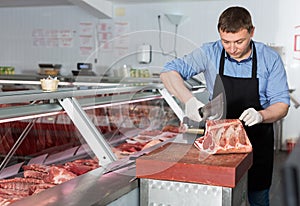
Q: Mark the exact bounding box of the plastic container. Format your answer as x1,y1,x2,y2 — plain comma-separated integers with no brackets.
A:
40,78,59,92
120,64,131,77
0,66,15,75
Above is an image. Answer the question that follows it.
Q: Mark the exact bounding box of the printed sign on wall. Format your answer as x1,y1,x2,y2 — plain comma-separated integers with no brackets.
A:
294,25,300,60
79,22,94,56
32,29,74,48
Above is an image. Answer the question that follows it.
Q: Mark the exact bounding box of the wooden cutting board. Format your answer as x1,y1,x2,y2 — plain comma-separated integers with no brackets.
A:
136,142,253,188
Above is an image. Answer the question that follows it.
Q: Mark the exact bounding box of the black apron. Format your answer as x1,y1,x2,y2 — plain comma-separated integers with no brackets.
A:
213,43,274,191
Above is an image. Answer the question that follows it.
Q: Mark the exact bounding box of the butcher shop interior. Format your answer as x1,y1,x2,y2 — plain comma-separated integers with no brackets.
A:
0,0,300,206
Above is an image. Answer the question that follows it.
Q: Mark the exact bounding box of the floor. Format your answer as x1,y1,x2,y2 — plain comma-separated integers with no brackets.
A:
269,150,289,206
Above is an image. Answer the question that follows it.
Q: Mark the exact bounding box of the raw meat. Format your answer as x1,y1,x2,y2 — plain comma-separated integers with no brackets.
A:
23,170,46,180
42,166,77,185
23,164,77,184
0,177,43,191
22,164,49,173
194,119,252,154
29,183,56,195
142,139,162,150
115,142,146,154
0,177,44,205
0,158,98,205
161,125,181,133
64,159,99,175
0,197,20,206
129,136,153,143
139,130,162,136
0,188,29,197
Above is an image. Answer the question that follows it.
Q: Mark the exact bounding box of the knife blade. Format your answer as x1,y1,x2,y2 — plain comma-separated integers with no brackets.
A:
159,88,224,130
199,93,224,121
182,93,224,129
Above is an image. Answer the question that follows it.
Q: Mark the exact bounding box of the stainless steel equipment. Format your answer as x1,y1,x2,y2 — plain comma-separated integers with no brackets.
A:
38,64,61,76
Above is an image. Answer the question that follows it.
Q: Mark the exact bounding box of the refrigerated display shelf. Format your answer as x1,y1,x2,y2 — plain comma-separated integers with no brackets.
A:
0,84,180,205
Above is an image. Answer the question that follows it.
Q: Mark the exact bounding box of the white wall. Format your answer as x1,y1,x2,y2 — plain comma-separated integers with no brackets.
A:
111,0,300,146
277,0,300,146
110,0,282,71
0,5,100,75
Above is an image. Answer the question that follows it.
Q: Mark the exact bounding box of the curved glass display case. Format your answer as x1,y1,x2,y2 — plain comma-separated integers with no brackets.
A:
0,81,189,205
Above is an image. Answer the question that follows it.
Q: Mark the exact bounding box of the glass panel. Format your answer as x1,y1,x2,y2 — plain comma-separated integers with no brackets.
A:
0,88,184,204
0,113,95,177
85,98,179,160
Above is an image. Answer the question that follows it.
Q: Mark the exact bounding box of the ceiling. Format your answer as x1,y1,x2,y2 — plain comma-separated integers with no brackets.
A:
0,0,72,7
0,0,194,7
107,0,188,2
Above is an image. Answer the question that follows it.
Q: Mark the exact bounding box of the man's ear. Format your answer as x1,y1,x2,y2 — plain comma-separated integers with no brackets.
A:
250,27,255,37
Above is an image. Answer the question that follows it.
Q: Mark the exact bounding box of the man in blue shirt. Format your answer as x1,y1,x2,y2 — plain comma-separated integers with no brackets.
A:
160,6,290,206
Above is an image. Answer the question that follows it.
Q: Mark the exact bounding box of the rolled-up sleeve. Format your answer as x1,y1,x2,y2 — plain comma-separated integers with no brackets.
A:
259,45,290,108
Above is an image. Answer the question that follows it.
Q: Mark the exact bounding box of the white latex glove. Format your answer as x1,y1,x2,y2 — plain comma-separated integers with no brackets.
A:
185,97,205,122
239,108,263,126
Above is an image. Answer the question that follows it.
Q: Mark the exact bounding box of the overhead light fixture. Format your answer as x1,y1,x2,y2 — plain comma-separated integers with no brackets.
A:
165,14,185,25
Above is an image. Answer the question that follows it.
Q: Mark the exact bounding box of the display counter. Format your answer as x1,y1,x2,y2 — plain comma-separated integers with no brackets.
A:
0,73,203,91
0,83,189,205
10,164,139,206
0,74,162,91
0,77,239,206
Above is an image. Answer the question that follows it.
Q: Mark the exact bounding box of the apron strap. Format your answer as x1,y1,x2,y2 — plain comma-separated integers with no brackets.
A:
251,41,257,79
219,49,226,75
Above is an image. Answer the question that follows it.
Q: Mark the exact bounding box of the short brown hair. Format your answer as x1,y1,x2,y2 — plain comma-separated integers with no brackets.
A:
217,6,254,33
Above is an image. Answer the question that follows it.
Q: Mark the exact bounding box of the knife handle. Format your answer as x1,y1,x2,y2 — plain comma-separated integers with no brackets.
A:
198,107,204,118
185,128,205,135
182,116,206,129
182,116,198,128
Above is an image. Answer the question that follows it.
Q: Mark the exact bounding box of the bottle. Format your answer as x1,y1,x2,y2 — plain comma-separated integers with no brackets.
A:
120,64,131,77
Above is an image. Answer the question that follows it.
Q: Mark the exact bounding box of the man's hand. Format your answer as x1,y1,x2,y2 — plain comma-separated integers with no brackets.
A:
239,108,263,126
185,97,205,122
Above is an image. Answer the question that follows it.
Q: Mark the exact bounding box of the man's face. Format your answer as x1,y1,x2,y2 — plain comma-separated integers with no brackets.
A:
219,28,254,61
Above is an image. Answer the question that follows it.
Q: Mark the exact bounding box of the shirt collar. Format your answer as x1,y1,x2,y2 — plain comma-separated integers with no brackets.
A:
225,44,253,63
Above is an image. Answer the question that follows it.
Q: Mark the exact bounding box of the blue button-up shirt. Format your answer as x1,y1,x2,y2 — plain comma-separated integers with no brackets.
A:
162,40,290,108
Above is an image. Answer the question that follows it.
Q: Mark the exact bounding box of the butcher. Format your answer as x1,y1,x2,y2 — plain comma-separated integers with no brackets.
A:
160,6,290,206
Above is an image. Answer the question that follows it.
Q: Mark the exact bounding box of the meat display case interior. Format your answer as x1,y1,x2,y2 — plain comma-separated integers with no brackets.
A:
0,84,185,205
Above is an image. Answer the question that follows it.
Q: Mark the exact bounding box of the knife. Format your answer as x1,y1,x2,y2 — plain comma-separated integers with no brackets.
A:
159,88,224,131
200,93,224,120
181,93,223,136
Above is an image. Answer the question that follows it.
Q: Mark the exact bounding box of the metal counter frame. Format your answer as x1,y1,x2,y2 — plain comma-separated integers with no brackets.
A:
140,173,248,206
